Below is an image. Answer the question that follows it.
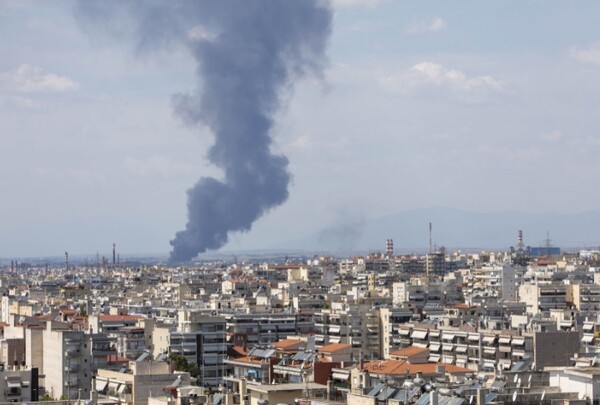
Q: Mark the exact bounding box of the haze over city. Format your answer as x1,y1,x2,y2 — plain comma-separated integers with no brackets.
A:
3,1,600,257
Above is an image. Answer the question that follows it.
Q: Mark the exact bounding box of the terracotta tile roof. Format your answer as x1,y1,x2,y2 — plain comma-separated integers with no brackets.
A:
233,356,263,365
361,360,469,376
228,345,250,358
389,346,429,358
318,343,351,353
452,304,475,310
273,339,304,350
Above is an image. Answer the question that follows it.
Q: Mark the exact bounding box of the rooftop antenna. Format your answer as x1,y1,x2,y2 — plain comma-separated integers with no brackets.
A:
544,231,552,256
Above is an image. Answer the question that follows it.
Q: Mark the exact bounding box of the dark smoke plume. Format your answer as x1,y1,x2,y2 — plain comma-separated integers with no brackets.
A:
75,1,332,262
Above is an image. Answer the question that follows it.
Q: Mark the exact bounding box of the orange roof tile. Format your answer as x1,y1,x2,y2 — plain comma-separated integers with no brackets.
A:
318,343,351,353
361,360,469,376
389,346,429,358
273,339,304,350
452,304,475,310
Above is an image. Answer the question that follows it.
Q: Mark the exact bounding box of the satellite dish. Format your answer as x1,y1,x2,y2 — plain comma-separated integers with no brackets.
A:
469,395,474,404
541,390,546,401
516,378,521,388
528,375,532,383
513,374,519,383
512,390,517,402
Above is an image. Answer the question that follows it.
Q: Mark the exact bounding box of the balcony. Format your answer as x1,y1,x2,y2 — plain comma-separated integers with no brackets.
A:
65,364,80,373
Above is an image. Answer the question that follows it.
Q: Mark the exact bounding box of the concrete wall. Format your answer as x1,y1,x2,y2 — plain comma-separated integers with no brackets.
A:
534,331,580,368
549,370,600,403
346,392,377,405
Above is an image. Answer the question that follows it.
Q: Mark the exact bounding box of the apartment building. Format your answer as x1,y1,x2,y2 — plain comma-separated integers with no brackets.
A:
96,360,191,405
518,283,570,315
224,312,313,347
42,323,92,400
395,323,534,372
172,310,227,388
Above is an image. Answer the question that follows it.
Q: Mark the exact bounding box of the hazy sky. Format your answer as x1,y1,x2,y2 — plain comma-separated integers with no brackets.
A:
2,0,600,257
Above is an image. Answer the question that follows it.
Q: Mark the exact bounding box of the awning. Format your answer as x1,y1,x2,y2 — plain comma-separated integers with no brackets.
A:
560,321,573,328
483,336,496,344
428,330,441,338
213,393,224,405
583,323,595,332
399,329,411,336
468,334,480,342
582,334,595,343
329,325,340,334
456,346,467,353
511,338,525,346
413,342,428,348
456,359,467,366
498,337,511,344
96,379,109,392
332,372,349,381
412,330,428,340
442,345,455,352
442,333,455,341
483,361,496,370
117,384,127,394
576,359,592,367
328,336,341,344
429,354,440,362
6,380,20,388
483,348,496,355
429,343,441,352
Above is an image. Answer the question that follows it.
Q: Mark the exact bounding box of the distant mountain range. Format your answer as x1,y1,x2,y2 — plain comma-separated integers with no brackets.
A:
278,207,600,254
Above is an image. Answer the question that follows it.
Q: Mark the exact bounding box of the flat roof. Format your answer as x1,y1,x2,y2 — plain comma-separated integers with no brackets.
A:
247,382,327,393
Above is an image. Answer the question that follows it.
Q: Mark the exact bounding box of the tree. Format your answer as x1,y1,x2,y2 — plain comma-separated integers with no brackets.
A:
170,354,199,378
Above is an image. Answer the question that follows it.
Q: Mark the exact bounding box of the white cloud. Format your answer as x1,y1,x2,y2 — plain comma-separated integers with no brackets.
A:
405,17,447,34
286,134,314,152
570,42,600,65
9,96,40,109
540,129,562,142
0,64,79,93
379,61,504,103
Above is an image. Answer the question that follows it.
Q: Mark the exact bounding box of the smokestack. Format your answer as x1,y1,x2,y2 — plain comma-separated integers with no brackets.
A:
386,239,393,257
517,230,524,251
429,222,432,253
112,243,116,265
75,1,333,263
65,251,69,271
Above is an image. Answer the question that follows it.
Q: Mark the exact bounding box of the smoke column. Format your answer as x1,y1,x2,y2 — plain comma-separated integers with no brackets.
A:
76,1,333,262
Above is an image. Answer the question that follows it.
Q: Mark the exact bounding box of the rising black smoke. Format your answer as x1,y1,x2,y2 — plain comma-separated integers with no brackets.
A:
75,1,332,262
